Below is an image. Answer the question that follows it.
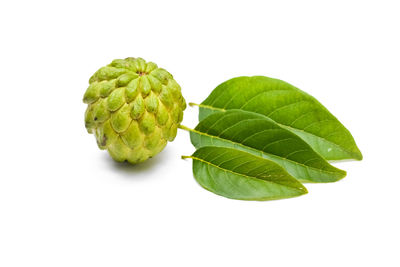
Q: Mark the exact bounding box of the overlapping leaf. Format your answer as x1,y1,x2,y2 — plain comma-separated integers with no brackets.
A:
184,109,346,183
197,76,362,161
184,146,308,201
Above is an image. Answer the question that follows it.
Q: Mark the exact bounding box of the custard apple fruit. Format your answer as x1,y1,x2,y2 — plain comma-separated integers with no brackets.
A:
83,57,186,164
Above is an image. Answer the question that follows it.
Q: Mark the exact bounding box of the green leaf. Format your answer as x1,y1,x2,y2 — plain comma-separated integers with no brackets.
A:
182,109,346,183
197,76,362,161
183,146,308,201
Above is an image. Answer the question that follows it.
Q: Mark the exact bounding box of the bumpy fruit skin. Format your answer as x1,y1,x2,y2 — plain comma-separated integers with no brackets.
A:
83,57,186,164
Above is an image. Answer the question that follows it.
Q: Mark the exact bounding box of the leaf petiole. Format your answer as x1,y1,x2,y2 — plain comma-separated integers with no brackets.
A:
178,124,193,132
188,102,199,107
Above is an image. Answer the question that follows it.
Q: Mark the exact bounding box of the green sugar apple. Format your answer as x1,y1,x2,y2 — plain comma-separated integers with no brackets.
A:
83,57,186,164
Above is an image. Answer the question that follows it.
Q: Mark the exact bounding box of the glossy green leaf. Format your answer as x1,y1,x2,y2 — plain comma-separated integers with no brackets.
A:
182,109,346,183
183,146,308,201
197,76,362,161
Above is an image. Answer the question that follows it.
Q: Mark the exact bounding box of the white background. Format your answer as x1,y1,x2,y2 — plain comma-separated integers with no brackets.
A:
1,0,399,266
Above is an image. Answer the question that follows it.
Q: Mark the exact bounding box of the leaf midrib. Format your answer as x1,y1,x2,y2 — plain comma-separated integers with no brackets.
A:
184,125,343,176
187,155,305,192
197,103,358,159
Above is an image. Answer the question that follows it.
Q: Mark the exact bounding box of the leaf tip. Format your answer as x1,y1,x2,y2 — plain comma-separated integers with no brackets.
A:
355,150,363,161
337,169,347,181
300,185,308,194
